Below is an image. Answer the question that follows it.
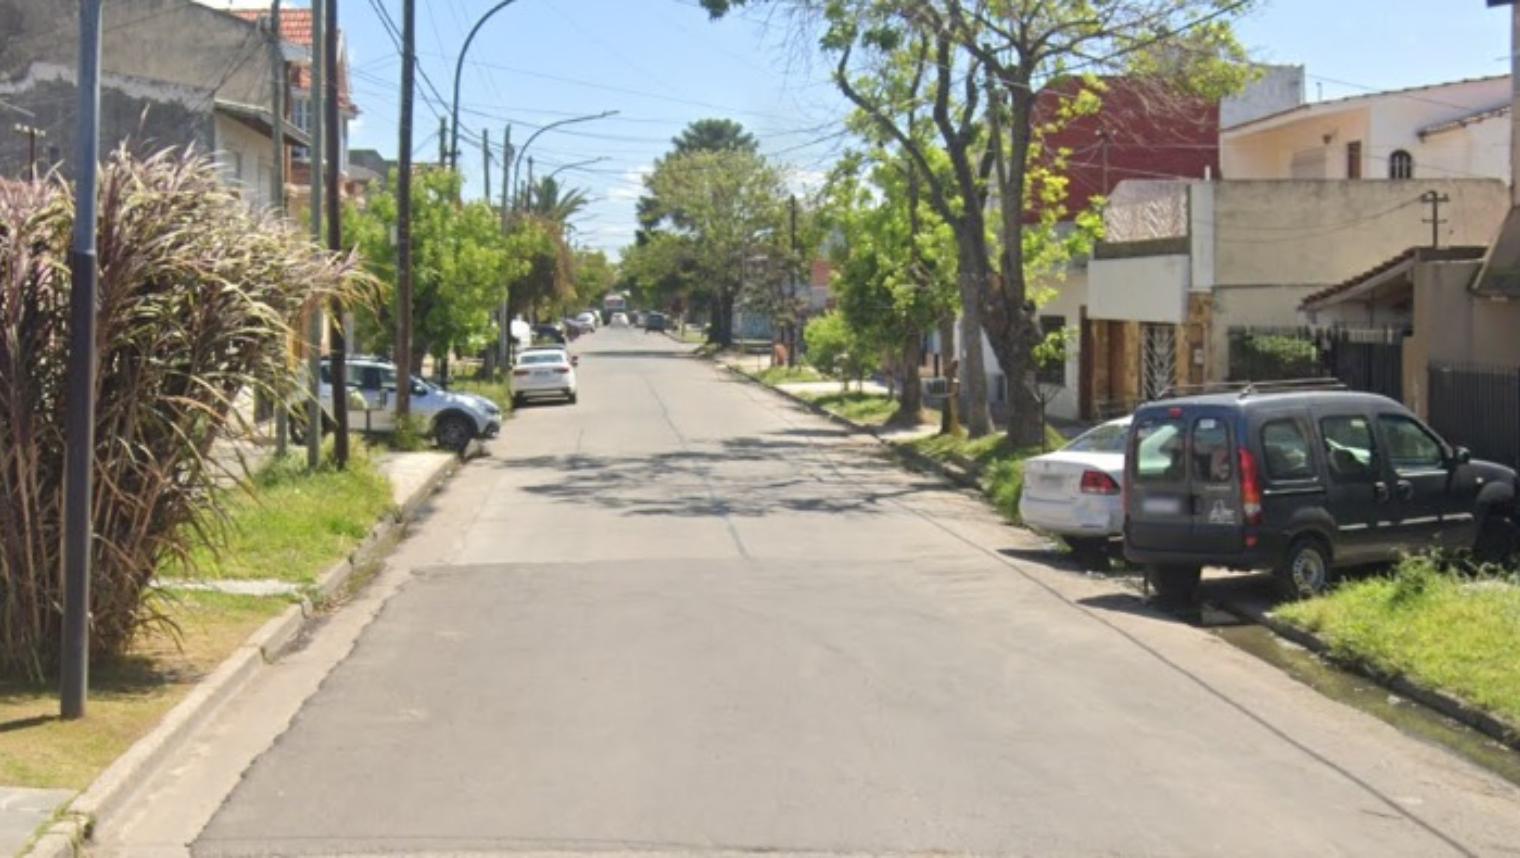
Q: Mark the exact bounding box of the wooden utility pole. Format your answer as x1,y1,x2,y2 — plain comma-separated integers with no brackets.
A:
439,115,448,166
1421,190,1450,248
482,127,491,201
306,0,325,470
396,0,415,417
268,0,289,456
325,0,349,468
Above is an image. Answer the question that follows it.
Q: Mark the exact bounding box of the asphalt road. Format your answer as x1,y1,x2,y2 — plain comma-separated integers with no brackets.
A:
110,329,1520,857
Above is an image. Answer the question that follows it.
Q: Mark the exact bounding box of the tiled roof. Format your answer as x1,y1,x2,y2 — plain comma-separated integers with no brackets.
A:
1299,246,1487,309
231,8,313,46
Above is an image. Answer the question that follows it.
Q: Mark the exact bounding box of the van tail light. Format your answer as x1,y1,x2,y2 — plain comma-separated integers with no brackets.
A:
1080,470,1121,495
1239,447,1264,525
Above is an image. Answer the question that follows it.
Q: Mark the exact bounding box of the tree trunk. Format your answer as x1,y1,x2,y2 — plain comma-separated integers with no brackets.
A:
956,245,993,437
939,314,958,435
894,333,923,423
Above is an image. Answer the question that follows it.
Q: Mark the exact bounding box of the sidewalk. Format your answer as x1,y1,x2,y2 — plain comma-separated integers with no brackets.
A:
4,449,460,858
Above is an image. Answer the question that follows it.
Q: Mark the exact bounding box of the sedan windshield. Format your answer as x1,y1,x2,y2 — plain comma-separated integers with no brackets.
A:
1064,422,1129,454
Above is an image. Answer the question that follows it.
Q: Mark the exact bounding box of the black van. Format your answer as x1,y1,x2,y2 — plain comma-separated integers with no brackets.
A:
1123,384,1518,601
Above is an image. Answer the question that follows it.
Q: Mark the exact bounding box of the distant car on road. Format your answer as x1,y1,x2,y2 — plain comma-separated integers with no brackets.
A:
313,356,501,452
575,311,600,331
512,347,578,407
1019,417,1130,562
1124,383,1519,602
644,312,668,333
611,312,630,327
533,324,567,345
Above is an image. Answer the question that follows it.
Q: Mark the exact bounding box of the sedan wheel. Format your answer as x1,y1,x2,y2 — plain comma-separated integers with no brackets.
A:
435,414,474,453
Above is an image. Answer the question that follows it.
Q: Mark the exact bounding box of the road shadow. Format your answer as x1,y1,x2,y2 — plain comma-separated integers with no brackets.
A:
488,430,946,519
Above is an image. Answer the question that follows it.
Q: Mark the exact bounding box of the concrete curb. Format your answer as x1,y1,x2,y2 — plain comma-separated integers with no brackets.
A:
1220,598,1520,753
20,453,463,858
718,363,984,492
728,359,1520,755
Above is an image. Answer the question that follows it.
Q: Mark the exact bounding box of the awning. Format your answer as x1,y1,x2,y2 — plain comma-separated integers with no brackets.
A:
214,100,310,148
1301,246,1487,311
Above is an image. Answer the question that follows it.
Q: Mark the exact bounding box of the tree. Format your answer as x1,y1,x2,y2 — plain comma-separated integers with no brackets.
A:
638,118,761,241
572,248,617,309
642,148,788,347
525,176,591,223
804,310,878,391
703,0,1253,446
347,168,529,371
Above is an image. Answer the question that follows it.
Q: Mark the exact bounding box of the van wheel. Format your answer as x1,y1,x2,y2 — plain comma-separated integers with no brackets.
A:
1474,512,1518,566
1276,536,1332,600
1147,565,1200,604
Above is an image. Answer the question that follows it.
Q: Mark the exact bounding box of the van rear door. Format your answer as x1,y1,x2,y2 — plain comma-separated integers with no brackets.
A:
1127,411,1191,550
1188,414,1244,553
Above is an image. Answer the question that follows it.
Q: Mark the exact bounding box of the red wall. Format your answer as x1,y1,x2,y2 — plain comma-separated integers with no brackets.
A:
1031,77,1219,220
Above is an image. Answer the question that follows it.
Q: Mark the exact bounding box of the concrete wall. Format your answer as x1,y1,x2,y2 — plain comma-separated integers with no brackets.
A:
1220,65,1304,129
1207,179,1509,288
1088,254,1190,323
214,113,276,209
1222,77,1510,182
1399,259,1520,418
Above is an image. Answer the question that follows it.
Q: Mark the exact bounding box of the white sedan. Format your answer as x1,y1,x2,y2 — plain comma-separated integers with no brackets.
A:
1018,417,1130,557
511,348,578,406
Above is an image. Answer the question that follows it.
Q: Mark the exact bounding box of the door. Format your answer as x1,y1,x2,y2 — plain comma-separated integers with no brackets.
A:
1126,412,1191,551
1141,323,1177,401
1375,413,1471,549
353,365,396,433
1189,415,1242,553
1317,413,1391,562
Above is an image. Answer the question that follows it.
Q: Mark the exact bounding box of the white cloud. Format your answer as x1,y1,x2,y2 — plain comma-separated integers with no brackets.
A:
606,165,653,202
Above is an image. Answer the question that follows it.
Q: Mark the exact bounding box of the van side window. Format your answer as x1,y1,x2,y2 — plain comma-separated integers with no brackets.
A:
1261,420,1315,481
1377,415,1444,472
1134,417,1185,483
1320,415,1377,483
1190,418,1232,483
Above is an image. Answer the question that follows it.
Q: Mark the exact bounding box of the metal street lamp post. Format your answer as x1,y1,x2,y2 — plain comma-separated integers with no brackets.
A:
449,0,522,170
510,112,618,209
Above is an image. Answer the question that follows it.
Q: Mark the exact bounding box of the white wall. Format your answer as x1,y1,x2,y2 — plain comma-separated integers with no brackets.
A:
1221,65,1304,128
1088,254,1190,323
214,114,275,209
1222,106,1372,179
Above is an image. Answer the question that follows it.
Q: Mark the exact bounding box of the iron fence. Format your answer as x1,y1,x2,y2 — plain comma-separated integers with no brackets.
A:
1227,326,1406,401
1427,362,1520,469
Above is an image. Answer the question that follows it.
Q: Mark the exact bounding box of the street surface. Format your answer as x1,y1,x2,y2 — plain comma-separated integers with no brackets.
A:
104,330,1520,857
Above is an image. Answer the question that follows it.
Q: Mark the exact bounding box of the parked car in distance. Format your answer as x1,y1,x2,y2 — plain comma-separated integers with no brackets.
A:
1019,417,1130,560
576,311,600,331
533,324,567,345
644,312,668,333
1123,383,1519,602
512,347,578,406
315,357,501,452
611,312,630,327
564,317,593,338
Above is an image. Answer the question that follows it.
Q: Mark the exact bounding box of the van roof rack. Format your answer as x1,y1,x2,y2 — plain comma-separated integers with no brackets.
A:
1154,378,1347,400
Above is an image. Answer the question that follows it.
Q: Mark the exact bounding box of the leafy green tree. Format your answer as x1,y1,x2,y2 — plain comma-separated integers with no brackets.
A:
642,148,788,346
525,176,591,223
347,168,528,371
571,248,617,310
804,310,878,390
639,118,762,240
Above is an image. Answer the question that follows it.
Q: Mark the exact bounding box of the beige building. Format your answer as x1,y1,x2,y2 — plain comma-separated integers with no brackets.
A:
1077,177,1510,417
1222,75,1510,183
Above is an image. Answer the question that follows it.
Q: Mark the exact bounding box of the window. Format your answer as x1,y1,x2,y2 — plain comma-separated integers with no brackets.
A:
1321,415,1377,482
1065,422,1128,454
1378,415,1444,472
290,95,311,161
1037,315,1066,387
1262,420,1315,481
1346,140,1362,179
1134,417,1185,483
1191,418,1233,484
1389,149,1413,180
358,366,384,390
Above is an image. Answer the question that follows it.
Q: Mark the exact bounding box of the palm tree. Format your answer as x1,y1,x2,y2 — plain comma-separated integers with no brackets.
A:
524,177,589,223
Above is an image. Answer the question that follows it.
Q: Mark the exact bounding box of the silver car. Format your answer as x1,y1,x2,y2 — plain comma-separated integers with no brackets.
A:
316,357,501,451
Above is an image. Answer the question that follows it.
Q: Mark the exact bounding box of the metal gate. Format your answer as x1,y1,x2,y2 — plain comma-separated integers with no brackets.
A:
1228,326,1406,401
1141,323,1177,401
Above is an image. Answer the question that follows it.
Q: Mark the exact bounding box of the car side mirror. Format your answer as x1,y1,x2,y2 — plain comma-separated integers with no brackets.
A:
1453,446,1472,465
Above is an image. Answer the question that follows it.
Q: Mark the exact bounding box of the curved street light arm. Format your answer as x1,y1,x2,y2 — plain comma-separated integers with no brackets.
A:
449,0,521,169
512,110,619,201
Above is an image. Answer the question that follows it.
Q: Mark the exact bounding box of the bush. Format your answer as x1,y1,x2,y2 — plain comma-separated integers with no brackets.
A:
0,150,365,677
803,311,878,386
1234,333,1321,380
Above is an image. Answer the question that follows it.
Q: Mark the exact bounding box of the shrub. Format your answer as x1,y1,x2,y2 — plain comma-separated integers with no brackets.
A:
1235,333,1321,380
0,150,365,677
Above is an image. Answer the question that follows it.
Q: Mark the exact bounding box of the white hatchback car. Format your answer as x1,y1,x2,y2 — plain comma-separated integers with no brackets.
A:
1018,417,1130,557
512,348,578,406
610,312,630,327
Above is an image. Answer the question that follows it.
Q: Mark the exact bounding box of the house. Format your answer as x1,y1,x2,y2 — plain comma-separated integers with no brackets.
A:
1222,75,1510,182
1082,177,1510,416
927,68,1304,422
0,0,315,208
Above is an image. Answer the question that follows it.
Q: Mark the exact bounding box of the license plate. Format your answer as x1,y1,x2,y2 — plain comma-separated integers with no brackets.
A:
1142,496,1182,515
533,371,550,378
1038,474,1064,488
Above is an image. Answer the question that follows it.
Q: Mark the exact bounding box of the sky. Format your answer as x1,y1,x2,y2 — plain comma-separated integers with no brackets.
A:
315,0,1516,258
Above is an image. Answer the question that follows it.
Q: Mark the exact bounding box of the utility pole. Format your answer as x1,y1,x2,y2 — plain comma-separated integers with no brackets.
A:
525,155,534,210
439,115,448,167
396,0,415,420
305,0,325,471
268,0,288,457
788,194,799,368
61,0,104,721
499,125,513,373
482,126,491,201
325,0,349,468
1421,190,1450,248
14,123,44,180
